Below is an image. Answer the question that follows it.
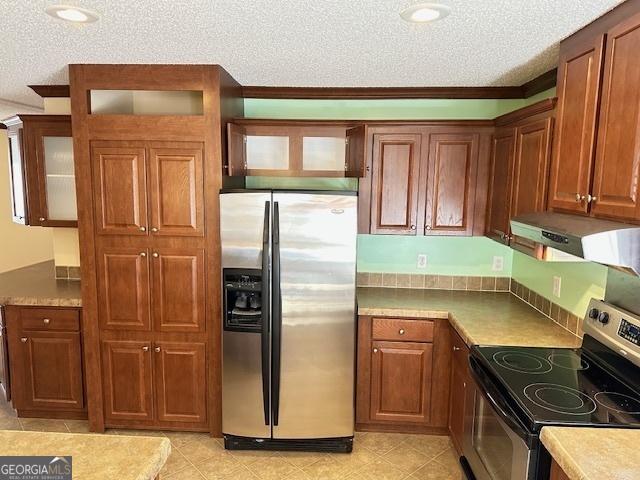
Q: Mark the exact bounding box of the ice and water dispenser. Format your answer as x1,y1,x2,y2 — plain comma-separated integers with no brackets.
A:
223,269,264,332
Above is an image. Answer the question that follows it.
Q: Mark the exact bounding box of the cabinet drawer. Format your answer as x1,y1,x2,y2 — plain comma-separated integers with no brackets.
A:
20,308,80,332
372,318,433,342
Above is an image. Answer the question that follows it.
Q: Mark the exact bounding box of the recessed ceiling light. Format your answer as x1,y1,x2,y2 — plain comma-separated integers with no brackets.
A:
400,2,451,23
45,4,99,23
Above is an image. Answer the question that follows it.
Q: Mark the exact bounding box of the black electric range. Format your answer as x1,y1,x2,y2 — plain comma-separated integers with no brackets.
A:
462,298,640,480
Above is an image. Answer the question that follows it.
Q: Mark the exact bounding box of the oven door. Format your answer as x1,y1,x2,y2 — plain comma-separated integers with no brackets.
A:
463,356,538,480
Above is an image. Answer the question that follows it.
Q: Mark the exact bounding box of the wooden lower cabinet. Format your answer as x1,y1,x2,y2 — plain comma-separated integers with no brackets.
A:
549,459,571,480
101,339,207,429
5,306,86,418
357,316,451,433
448,326,471,454
0,306,10,402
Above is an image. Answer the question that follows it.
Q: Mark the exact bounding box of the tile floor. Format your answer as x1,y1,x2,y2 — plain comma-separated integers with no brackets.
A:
0,400,463,479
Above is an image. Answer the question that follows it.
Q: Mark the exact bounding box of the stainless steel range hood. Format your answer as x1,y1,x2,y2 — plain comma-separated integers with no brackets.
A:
510,212,640,275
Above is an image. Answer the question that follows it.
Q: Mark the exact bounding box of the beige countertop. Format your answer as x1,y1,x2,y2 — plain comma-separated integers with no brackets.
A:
541,426,640,480
0,430,170,480
0,261,82,307
357,287,581,348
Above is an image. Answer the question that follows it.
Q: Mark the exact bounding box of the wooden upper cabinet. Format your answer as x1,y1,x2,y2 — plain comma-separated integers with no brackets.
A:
101,340,154,423
152,248,206,333
226,123,247,176
148,144,204,237
345,125,367,177
548,35,605,214
17,331,84,412
370,133,422,235
92,143,148,235
591,12,640,222
154,342,207,425
423,133,479,236
369,340,433,424
97,247,151,331
486,128,515,243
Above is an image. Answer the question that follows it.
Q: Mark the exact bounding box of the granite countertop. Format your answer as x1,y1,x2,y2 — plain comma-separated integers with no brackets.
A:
541,427,640,480
0,431,170,480
357,287,581,348
0,261,82,307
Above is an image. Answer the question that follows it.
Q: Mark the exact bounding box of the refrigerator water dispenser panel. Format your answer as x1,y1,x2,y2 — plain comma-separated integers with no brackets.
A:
224,269,264,333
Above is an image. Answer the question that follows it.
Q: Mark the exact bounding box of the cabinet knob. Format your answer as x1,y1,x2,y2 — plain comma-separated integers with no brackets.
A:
399,328,405,335
20,337,27,343
151,227,159,233
140,226,146,232
154,346,161,353
140,252,147,257
39,217,45,222
410,225,416,230
142,346,149,352
43,318,50,325
453,346,461,351
587,195,597,203
152,252,159,258
425,225,432,230
373,348,378,353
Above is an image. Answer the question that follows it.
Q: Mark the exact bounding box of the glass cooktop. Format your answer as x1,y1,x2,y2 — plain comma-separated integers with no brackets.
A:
472,345,640,431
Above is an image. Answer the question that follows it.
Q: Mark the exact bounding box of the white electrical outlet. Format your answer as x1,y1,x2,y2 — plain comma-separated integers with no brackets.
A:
417,254,428,269
492,256,504,272
553,276,562,297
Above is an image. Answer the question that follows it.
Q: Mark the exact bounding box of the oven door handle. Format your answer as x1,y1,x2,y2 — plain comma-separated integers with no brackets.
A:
469,356,536,448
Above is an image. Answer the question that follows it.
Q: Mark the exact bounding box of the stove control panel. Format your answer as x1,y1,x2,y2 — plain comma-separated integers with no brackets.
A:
584,298,640,368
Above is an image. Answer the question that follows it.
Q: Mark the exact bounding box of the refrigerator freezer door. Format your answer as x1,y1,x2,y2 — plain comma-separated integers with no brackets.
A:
272,193,357,439
220,192,271,438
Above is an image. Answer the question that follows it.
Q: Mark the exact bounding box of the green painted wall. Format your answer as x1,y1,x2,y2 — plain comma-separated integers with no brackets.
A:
511,250,607,317
244,88,556,120
245,177,357,190
357,235,513,276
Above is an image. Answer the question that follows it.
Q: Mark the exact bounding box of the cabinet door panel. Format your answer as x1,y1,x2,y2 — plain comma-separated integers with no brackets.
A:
370,341,433,424
486,128,515,242
549,35,605,214
154,342,207,425
92,145,148,235
370,134,421,235
510,118,553,250
425,133,479,236
101,340,153,422
97,248,151,331
7,128,28,224
592,13,640,222
21,332,84,411
149,145,204,236
152,249,205,333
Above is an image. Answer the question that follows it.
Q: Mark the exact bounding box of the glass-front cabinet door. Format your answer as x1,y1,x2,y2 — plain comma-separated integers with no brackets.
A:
42,136,77,222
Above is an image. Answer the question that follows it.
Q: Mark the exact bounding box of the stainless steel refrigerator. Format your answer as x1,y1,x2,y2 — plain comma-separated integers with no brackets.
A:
220,190,357,453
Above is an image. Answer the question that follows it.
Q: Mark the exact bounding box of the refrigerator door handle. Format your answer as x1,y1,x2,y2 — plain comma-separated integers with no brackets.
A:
272,201,282,426
261,201,271,426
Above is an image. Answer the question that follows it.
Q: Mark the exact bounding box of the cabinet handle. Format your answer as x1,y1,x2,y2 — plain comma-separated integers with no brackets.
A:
43,318,50,325
398,328,405,335
140,252,147,257
39,217,45,222
453,346,461,351
587,195,597,203
139,226,146,232
152,252,159,258
151,227,159,233
142,346,149,352
20,337,27,343
373,348,378,353
154,346,161,353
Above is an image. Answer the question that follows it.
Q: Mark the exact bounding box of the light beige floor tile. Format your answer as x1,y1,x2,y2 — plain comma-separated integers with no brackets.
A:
283,469,313,479
178,438,227,465
64,419,90,433
165,431,211,448
247,456,298,480
228,448,280,466
279,450,326,468
410,459,460,480
382,444,430,473
110,428,166,437
330,444,377,470
356,432,407,455
19,418,69,432
164,465,206,480
161,448,192,476
194,452,244,479
434,448,460,470
354,458,406,480
301,457,354,480
402,434,451,460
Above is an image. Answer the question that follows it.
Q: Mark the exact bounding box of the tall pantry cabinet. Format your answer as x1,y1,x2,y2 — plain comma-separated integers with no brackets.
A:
70,65,243,434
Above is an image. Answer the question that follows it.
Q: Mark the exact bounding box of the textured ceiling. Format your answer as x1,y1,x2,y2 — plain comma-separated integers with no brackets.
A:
0,0,625,112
